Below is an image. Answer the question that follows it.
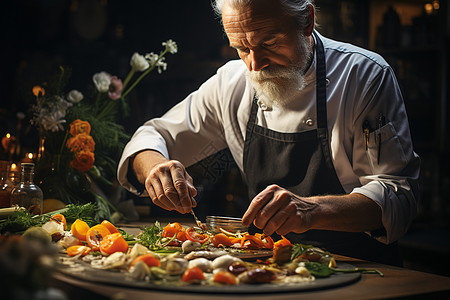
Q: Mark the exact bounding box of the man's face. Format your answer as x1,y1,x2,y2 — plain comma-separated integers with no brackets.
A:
222,1,313,106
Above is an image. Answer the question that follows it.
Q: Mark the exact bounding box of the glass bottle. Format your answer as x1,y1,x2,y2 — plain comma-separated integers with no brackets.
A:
0,161,13,208
10,163,43,215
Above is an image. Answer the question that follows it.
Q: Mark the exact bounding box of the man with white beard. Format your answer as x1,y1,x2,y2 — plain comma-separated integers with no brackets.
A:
118,0,420,265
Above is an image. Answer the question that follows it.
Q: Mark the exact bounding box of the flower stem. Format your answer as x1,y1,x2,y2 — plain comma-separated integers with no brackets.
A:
121,49,168,98
121,68,136,92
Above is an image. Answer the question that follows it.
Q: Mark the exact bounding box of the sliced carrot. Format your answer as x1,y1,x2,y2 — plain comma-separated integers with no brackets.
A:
71,219,90,241
86,224,111,251
101,220,119,234
99,232,129,256
255,233,274,249
176,230,188,242
51,214,67,230
130,253,160,268
67,245,91,257
274,235,292,248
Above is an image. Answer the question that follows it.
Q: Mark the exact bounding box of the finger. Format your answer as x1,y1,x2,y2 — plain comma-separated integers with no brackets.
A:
253,192,290,230
147,167,181,211
146,177,173,211
275,214,298,236
263,208,292,235
168,163,193,213
242,188,274,226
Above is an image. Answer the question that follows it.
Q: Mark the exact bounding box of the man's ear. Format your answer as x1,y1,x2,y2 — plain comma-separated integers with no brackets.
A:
303,4,315,36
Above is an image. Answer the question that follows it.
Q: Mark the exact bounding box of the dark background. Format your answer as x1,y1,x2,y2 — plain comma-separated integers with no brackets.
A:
0,0,449,276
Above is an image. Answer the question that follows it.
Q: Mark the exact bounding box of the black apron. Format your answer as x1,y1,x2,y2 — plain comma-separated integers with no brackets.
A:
243,31,402,266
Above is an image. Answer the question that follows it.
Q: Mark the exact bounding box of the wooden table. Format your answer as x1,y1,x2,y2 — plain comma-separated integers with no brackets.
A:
51,221,450,300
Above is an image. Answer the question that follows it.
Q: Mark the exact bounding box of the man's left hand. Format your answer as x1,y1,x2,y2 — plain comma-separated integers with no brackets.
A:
242,184,320,236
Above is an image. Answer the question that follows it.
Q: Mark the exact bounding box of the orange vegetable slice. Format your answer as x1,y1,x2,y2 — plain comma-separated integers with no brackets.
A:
71,219,90,241
181,266,205,282
241,234,264,249
185,227,209,244
273,235,292,248
67,245,91,257
211,233,233,247
255,233,274,249
162,222,183,238
176,230,188,242
99,232,129,256
213,270,238,285
130,253,160,268
50,213,67,230
86,224,111,251
101,220,119,234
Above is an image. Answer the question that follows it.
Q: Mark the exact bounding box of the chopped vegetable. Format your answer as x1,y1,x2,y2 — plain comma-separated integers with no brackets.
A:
181,266,205,282
70,219,90,241
213,270,238,285
86,224,111,251
186,227,209,244
211,233,233,247
50,214,67,230
67,245,92,257
130,254,160,268
99,232,129,255
304,262,384,277
101,220,119,234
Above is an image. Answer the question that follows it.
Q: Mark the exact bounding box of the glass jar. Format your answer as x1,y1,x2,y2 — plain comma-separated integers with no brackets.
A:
0,161,13,208
10,163,43,215
206,216,249,234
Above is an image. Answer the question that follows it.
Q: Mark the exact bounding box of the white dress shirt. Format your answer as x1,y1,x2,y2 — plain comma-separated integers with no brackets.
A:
118,32,420,244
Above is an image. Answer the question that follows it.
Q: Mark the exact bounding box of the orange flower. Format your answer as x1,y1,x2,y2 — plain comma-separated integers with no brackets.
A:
66,133,95,152
32,86,45,97
70,150,95,172
69,119,91,136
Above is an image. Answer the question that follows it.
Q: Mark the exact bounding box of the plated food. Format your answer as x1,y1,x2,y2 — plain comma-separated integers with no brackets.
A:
23,214,381,292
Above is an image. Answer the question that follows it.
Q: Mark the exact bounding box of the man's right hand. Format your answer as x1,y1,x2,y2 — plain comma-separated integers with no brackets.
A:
132,150,197,214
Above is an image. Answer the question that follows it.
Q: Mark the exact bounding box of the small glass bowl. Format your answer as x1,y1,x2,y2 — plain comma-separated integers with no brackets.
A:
206,216,249,234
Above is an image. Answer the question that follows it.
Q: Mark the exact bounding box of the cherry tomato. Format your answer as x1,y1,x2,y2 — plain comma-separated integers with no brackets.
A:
162,222,183,238
86,224,111,251
130,253,160,268
181,266,205,282
51,214,67,230
176,230,188,242
185,227,209,244
101,220,120,234
99,232,129,255
213,270,238,285
71,219,90,241
211,233,233,247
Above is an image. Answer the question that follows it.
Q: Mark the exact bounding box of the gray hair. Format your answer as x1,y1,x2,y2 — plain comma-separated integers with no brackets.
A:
211,0,316,30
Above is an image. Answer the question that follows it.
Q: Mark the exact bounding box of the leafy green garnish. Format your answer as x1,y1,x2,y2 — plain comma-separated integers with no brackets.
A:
118,228,135,242
136,221,164,250
62,203,99,226
0,211,50,234
304,262,384,278
291,243,314,260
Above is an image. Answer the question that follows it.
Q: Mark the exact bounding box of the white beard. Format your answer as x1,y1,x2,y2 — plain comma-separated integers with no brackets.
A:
247,34,313,108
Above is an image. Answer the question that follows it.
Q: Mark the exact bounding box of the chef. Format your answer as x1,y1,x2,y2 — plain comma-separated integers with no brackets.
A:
117,0,420,266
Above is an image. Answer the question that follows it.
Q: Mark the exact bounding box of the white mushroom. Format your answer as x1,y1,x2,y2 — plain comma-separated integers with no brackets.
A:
187,258,212,273
211,254,243,270
181,240,202,253
129,260,150,281
184,249,228,260
127,243,152,262
165,258,188,275
102,252,127,269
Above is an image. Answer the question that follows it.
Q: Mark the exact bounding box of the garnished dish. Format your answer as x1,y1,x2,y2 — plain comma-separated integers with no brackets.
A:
0,206,383,293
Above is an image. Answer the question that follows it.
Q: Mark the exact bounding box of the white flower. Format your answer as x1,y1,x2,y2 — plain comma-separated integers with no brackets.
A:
40,109,66,132
67,90,84,103
145,52,159,65
93,72,111,93
130,52,149,72
155,57,167,74
162,39,178,54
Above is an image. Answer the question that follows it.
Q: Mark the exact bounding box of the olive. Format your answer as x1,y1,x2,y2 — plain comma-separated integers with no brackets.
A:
247,268,276,283
228,261,247,275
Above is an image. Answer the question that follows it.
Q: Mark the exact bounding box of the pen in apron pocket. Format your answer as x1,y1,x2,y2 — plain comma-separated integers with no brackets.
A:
376,113,386,164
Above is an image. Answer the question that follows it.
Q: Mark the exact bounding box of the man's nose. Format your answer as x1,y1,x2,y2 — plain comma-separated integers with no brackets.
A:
248,49,269,72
